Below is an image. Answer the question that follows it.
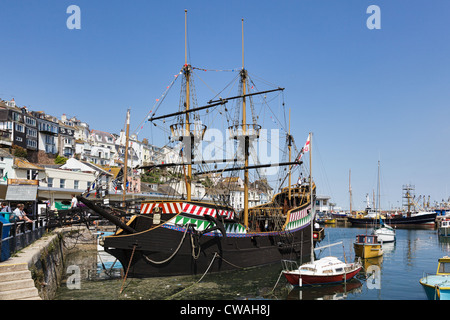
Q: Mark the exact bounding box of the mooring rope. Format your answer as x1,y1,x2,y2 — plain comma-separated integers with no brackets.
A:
142,225,190,264
165,252,218,300
214,252,244,269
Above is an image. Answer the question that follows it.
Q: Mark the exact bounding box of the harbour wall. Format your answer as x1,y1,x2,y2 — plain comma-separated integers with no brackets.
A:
0,226,95,300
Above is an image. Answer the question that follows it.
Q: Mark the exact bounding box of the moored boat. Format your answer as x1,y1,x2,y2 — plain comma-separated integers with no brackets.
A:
438,219,450,237
372,218,396,243
347,211,437,227
353,234,383,259
282,256,362,286
348,184,437,227
419,256,450,300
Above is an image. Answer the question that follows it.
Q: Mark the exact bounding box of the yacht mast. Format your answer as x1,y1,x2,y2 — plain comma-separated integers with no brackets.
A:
349,169,352,215
377,160,380,214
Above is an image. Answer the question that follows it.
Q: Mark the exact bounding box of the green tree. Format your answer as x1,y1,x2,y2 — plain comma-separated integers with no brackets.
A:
55,155,68,165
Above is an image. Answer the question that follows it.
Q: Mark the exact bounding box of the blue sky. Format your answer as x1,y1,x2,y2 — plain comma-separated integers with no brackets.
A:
1,1,449,210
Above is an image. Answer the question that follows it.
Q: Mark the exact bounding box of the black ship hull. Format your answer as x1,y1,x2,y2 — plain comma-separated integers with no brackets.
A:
104,215,312,278
347,213,437,227
81,183,316,278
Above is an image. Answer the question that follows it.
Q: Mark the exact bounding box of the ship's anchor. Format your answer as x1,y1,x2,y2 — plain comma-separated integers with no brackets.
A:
189,215,227,260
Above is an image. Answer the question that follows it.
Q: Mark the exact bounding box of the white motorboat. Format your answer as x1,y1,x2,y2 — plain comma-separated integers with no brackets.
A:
373,221,396,243
438,219,450,237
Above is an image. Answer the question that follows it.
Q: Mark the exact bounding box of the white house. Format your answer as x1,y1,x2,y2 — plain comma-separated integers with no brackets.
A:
60,157,114,193
38,165,96,208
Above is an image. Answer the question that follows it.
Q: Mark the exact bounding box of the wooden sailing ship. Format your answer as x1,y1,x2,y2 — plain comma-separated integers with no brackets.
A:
79,12,318,278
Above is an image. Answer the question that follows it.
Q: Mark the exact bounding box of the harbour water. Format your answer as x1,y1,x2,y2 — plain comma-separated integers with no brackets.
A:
55,224,449,300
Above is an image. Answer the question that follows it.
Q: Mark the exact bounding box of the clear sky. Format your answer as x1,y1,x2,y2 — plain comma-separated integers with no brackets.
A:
1,0,449,211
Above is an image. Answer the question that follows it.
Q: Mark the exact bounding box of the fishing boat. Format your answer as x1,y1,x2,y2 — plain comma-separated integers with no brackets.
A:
347,211,437,227
282,242,362,286
353,234,383,259
419,256,450,300
438,219,450,237
348,189,437,227
78,12,318,278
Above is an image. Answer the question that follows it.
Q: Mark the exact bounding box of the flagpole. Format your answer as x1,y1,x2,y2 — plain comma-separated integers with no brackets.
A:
123,109,130,206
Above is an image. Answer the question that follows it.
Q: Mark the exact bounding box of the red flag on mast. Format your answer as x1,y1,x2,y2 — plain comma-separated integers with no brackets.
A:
297,133,311,161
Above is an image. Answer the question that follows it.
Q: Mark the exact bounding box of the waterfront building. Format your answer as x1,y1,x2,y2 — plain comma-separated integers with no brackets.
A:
114,130,140,168
67,115,91,143
315,195,332,214
57,122,75,158
0,101,38,152
88,129,116,166
31,111,59,155
38,164,96,207
60,157,115,194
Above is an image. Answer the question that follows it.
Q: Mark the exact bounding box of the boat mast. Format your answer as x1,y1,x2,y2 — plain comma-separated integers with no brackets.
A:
123,109,130,205
349,169,352,216
377,160,380,215
184,9,192,201
288,109,292,204
309,132,314,262
241,18,249,229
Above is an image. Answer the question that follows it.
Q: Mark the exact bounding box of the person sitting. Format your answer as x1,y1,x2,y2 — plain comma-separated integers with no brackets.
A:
12,204,32,223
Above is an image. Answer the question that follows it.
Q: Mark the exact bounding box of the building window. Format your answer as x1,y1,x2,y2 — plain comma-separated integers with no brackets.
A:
26,128,37,137
48,178,53,188
74,180,79,189
12,113,22,122
45,135,54,144
60,179,65,189
15,124,25,133
27,139,37,148
25,117,36,126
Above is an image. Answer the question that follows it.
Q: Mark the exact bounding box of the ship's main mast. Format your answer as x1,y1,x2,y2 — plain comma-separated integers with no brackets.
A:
184,9,192,201
241,18,250,229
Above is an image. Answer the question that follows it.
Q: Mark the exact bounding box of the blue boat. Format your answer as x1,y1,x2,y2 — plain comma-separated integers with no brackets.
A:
419,256,450,300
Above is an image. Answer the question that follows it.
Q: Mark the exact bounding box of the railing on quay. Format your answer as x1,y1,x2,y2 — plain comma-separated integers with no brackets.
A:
0,217,47,262
0,201,134,263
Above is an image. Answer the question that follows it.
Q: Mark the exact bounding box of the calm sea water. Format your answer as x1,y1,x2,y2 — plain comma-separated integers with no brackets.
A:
55,224,449,301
